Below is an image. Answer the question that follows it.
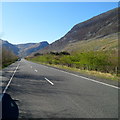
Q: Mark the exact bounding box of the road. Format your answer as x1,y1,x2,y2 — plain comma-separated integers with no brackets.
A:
1,59,119,119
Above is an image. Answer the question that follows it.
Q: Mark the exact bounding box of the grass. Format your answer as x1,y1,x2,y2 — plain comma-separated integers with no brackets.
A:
64,33,118,53
2,61,16,68
2,47,18,69
27,59,120,82
1,57,18,69
26,33,119,82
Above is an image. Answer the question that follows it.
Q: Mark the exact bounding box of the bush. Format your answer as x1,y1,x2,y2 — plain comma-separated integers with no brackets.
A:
34,53,43,56
50,51,70,56
28,50,118,75
2,47,18,68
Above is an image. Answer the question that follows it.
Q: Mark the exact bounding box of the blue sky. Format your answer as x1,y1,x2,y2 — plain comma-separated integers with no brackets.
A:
1,2,118,44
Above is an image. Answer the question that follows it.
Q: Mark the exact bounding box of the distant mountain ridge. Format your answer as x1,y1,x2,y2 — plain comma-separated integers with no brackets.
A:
1,8,119,57
18,41,49,57
1,39,19,55
36,8,119,54
0,39,49,57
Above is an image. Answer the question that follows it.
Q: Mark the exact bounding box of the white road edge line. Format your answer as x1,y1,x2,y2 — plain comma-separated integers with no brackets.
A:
42,65,119,89
35,69,38,72
3,64,20,94
45,77,54,86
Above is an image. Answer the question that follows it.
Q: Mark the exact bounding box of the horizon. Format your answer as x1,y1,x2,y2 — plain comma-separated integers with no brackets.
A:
0,39,49,45
1,2,118,44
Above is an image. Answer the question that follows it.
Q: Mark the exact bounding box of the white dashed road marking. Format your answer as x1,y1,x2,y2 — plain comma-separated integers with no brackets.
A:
45,77,54,86
41,65,120,89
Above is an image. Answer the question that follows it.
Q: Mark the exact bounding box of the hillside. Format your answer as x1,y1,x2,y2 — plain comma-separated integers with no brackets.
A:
16,43,36,50
36,8,119,54
63,33,118,53
0,39,19,55
19,41,49,57
0,39,49,57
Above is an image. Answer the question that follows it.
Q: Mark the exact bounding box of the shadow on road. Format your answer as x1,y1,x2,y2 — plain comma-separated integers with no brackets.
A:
0,93,19,120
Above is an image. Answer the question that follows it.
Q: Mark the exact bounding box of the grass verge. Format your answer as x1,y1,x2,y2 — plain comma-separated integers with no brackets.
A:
27,60,120,82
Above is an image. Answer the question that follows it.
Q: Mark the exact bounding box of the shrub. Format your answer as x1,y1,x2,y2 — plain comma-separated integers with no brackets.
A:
2,47,18,68
28,50,118,75
34,53,43,56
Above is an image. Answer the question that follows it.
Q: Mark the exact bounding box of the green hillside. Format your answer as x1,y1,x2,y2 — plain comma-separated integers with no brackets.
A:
64,33,118,53
26,7,119,81
26,33,119,81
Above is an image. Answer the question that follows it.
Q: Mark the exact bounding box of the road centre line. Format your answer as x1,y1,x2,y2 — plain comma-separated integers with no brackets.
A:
41,65,120,89
45,77,54,86
3,63,20,94
35,69,38,72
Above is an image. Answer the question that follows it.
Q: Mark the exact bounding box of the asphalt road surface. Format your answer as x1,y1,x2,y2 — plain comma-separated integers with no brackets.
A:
1,59,119,119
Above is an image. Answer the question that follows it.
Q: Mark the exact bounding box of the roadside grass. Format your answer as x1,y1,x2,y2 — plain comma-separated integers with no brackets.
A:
2,60,17,68
1,47,18,69
27,59,120,82
1,59,18,69
26,33,119,82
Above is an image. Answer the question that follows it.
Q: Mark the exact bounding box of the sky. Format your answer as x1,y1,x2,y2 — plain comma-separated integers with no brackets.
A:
1,2,118,44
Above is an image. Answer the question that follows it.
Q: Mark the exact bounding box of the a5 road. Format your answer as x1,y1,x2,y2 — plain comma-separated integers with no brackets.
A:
1,59,119,119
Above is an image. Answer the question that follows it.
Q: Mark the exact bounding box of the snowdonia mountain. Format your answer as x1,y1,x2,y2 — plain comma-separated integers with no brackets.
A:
18,41,49,57
1,8,119,57
36,8,119,54
0,39,49,57
1,39,19,55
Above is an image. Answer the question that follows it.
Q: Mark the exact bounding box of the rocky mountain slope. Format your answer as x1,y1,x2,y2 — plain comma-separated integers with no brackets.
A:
0,39,49,57
0,39,19,55
1,8,119,58
37,8,119,54
17,41,49,57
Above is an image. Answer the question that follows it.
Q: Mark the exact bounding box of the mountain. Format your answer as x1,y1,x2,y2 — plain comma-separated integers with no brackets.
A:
0,39,19,55
16,43,36,50
0,39,49,57
1,8,118,57
17,41,49,57
37,8,119,54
